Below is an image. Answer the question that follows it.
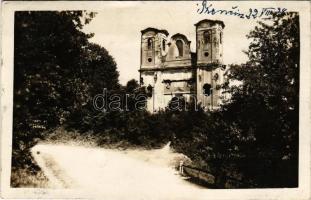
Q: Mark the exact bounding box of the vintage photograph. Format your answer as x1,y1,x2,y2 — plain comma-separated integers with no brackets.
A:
1,1,310,199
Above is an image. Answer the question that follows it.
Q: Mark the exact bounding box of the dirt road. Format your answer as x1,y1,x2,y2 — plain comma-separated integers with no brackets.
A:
31,143,205,199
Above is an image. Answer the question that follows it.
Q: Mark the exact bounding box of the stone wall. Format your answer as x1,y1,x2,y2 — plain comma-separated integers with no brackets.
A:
141,69,194,112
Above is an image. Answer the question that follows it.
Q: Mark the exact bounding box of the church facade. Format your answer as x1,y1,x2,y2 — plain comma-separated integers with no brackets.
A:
139,19,226,112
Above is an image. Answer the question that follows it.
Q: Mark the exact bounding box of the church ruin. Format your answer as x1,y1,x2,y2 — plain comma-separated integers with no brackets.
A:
139,19,226,112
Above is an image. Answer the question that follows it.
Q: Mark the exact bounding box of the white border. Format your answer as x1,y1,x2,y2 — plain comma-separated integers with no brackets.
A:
1,1,310,199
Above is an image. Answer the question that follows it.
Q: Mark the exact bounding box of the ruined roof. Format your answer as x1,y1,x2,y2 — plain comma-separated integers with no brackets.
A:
141,27,169,36
194,19,225,28
171,33,191,44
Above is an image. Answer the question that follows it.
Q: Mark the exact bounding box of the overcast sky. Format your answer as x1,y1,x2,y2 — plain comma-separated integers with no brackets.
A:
82,1,288,85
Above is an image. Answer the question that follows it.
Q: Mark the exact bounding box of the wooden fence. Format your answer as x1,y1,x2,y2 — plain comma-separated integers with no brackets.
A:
180,164,253,188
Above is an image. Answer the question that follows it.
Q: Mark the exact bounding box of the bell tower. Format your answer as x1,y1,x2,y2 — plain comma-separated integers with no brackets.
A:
195,19,225,110
140,28,169,112
140,27,169,69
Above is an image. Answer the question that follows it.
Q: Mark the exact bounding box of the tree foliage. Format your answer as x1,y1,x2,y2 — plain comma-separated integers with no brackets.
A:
13,11,119,169
221,12,299,187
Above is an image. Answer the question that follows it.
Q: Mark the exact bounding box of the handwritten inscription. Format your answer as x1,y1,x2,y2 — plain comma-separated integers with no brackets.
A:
197,0,287,20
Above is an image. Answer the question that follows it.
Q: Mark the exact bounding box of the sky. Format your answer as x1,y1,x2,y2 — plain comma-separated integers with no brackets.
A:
81,1,280,85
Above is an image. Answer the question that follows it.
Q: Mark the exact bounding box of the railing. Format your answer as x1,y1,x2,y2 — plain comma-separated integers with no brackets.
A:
179,162,253,188
179,163,215,187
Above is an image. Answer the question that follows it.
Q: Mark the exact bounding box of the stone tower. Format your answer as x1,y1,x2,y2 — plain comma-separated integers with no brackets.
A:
195,19,225,110
140,28,169,112
140,28,169,69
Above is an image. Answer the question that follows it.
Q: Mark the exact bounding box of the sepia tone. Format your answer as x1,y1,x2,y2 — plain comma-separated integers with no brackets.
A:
140,19,226,112
0,1,310,200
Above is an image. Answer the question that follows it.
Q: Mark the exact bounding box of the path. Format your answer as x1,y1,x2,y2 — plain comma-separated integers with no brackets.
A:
31,143,206,199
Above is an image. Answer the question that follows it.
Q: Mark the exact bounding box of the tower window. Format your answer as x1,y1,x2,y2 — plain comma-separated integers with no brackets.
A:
204,52,209,57
147,38,153,50
176,40,183,57
204,31,211,44
220,32,222,44
162,39,166,51
148,58,152,62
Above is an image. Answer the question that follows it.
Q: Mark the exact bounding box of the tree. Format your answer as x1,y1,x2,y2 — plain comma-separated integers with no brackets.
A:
13,11,122,170
125,79,139,93
222,12,299,187
12,11,94,183
83,43,120,96
64,42,120,130
14,11,94,135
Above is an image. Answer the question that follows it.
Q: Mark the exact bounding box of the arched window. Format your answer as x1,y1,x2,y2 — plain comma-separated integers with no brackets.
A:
162,39,166,51
204,31,211,44
176,40,183,57
147,38,153,50
220,32,223,44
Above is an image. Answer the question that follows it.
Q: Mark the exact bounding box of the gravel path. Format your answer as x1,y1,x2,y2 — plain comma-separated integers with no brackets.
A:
31,143,205,199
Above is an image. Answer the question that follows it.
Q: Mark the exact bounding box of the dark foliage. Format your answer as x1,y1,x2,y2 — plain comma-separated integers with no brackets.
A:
220,12,299,187
12,11,119,184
